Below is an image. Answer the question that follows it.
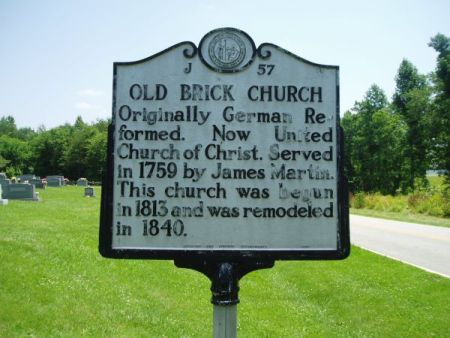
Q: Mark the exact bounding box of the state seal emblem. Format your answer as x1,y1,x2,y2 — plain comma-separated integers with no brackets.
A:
208,32,246,69
198,28,256,73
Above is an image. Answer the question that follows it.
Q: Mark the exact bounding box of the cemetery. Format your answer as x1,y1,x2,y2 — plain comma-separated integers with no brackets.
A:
0,173,72,201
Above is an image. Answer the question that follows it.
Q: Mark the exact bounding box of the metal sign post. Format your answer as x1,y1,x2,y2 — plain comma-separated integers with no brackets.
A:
214,304,237,338
99,27,349,336
175,260,274,337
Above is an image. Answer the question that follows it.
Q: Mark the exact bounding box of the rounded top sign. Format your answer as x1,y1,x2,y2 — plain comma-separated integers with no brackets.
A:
199,28,256,73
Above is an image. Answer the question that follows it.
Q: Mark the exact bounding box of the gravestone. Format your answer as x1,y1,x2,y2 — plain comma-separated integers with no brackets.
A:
29,179,47,189
84,187,95,197
0,178,11,188
0,173,9,188
46,175,64,187
77,178,89,186
19,174,37,182
2,183,39,201
0,184,7,205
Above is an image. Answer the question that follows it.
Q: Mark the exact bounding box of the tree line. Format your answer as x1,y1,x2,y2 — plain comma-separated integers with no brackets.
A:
0,116,108,182
0,33,449,192
342,33,449,194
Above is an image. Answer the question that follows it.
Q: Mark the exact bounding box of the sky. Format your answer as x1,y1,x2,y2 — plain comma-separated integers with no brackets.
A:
1,0,449,130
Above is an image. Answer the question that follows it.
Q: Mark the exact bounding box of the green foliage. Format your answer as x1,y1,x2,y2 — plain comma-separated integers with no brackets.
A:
0,117,111,181
343,34,450,194
0,154,10,169
428,33,450,182
350,177,449,219
86,130,107,180
342,85,407,194
0,115,17,136
392,60,431,187
1,187,449,336
352,192,365,209
429,33,450,96
393,59,427,113
63,119,97,179
0,115,36,175
0,115,36,141
0,134,33,176
353,83,388,115
31,126,71,177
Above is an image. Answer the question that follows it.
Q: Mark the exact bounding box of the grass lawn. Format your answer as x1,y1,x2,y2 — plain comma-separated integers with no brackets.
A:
350,208,450,228
1,186,449,337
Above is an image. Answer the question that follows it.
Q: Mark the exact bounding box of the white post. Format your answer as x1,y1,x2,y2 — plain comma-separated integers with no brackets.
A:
213,304,237,338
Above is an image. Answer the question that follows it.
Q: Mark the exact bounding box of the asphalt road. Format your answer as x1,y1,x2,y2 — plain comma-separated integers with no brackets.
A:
350,215,450,278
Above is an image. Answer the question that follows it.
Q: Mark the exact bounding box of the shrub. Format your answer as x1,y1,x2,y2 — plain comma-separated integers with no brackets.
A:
407,191,449,217
350,180,449,219
352,192,365,209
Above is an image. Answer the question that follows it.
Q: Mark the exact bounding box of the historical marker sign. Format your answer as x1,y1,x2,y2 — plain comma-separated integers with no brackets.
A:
99,28,349,261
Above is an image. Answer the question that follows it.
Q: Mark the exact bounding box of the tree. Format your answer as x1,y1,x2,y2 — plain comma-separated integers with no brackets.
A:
0,154,10,170
63,117,110,180
31,126,71,177
86,130,107,181
0,116,17,137
0,134,33,176
428,34,450,185
15,127,36,141
393,59,427,113
342,85,408,194
341,111,358,192
370,109,408,194
353,85,388,192
429,33,450,96
392,60,430,188
63,125,95,180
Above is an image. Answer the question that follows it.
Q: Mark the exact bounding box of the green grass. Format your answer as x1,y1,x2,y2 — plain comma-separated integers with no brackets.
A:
350,208,450,228
1,187,449,337
428,175,446,187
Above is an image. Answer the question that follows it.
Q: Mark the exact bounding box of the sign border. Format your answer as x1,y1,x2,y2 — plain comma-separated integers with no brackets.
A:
99,32,350,261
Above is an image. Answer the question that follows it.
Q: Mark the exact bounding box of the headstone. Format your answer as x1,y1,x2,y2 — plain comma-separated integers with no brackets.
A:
2,183,39,201
84,187,95,197
29,179,47,189
0,184,7,205
0,173,9,191
18,174,38,182
0,178,11,188
46,175,64,187
77,178,89,186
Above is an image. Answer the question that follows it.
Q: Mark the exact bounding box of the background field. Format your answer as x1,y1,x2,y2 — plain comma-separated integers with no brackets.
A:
1,187,449,337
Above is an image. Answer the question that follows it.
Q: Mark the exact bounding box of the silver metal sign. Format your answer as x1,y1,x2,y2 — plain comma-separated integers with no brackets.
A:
99,28,349,261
